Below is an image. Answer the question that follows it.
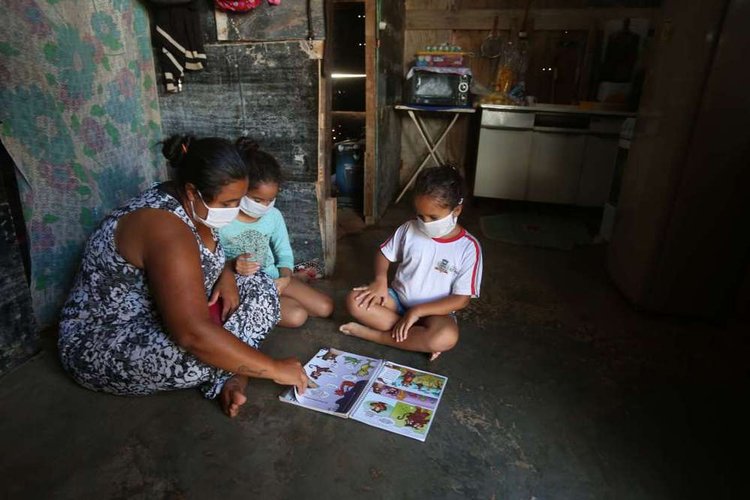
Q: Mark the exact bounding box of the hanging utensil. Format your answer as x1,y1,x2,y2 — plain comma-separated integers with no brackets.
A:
480,16,503,59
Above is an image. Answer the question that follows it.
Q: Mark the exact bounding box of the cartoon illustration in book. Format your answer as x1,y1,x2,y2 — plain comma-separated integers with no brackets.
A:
389,402,434,433
392,367,445,398
281,348,447,441
427,378,444,391
356,361,376,377
372,382,407,400
309,364,332,380
334,379,368,413
398,407,432,430
371,382,439,409
400,370,417,387
343,356,360,366
335,380,355,396
316,349,339,363
370,402,388,413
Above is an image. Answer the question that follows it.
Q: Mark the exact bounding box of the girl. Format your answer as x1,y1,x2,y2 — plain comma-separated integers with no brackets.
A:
219,138,334,328
340,165,482,360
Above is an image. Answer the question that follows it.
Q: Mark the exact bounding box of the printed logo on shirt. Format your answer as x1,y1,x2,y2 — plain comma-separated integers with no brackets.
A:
434,258,459,275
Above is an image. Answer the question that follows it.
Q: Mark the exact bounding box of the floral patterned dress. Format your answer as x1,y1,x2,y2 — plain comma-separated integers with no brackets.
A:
58,185,280,399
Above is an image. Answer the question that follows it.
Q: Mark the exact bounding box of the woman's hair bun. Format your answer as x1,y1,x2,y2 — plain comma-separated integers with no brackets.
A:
235,136,260,155
162,134,194,168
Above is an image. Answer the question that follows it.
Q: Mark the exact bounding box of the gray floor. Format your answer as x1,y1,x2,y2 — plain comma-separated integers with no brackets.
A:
1,202,746,499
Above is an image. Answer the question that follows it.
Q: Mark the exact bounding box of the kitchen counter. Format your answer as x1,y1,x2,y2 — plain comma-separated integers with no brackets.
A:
474,105,633,206
480,103,637,118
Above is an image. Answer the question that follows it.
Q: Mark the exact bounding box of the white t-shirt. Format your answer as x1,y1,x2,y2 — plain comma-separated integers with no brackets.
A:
380,220,483,309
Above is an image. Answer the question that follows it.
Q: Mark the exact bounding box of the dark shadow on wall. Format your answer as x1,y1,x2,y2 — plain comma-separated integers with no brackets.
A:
0,141,37,377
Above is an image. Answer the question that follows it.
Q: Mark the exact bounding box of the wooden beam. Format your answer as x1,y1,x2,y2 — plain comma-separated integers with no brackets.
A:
316,181,337,275
363,0,377,224
317,2,335,274
406,8,659,31
317,59,331,199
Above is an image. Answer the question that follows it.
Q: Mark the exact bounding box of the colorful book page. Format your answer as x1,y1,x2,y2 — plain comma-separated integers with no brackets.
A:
285,348,381,416
350,362,447,442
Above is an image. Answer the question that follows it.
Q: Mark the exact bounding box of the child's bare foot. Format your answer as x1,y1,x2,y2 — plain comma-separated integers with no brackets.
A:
339,322,384,343
220,375,248,418
429,351,442,362
339,322,363,337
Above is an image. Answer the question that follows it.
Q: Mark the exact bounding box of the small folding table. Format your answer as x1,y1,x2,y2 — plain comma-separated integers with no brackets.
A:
395,104,476,203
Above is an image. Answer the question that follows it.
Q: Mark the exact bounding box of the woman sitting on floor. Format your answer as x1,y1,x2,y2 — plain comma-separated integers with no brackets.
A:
58,135,308,417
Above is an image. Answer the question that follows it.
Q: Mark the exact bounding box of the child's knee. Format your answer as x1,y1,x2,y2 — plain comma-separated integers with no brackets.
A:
284,307,309,328
316,294,334,318
429,325,459,352
345,290,360,315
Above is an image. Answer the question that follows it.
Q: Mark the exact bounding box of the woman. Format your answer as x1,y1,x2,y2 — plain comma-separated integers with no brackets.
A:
59,135,308,418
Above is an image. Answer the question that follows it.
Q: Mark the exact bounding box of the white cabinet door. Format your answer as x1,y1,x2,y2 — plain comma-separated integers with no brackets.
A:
527,131,585,204
474,128,532,200
576,135,619,206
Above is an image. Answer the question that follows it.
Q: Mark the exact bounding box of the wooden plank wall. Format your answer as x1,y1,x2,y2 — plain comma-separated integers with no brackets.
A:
375,0,406,219
401,0,660,188
158,0,329,267
364,0,377,222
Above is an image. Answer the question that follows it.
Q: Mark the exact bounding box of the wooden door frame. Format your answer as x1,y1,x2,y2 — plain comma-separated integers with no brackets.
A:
364,0,377,225
318,0,336,274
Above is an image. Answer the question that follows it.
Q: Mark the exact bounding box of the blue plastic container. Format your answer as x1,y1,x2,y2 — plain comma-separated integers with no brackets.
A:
334,140,364,196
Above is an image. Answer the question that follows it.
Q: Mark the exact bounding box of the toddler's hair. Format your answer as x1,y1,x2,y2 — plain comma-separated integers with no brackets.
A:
235,137,283,188
413,165,464,209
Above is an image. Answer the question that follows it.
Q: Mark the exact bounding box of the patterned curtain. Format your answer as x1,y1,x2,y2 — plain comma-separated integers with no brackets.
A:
0,0,165,327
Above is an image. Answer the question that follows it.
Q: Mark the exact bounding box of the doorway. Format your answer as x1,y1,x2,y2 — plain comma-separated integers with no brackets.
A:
329,1,366,233
327,0,404,228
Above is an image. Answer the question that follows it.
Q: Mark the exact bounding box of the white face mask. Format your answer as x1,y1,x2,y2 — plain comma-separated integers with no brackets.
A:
240,196,275,218
191,190,240,229
417,210,458,239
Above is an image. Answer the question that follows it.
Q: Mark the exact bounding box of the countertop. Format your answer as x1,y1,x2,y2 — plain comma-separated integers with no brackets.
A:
480,103,637,117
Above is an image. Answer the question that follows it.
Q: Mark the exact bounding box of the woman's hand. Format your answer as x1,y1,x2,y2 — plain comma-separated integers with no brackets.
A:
392,308,421,342
209,268,240,322
272,357,310,395
275,276,291,294
352,277,388,310
234,254,260,276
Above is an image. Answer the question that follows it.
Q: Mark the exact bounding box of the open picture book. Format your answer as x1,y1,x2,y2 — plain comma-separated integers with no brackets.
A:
279,347,448,442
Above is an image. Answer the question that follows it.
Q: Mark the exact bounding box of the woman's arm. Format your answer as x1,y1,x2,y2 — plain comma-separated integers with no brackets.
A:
208,264,240,322
117,209,308,392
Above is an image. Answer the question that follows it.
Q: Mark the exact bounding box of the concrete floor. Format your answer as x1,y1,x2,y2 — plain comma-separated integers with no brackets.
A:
1,201,747,499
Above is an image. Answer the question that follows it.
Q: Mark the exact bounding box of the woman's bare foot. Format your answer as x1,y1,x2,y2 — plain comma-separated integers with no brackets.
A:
219,375,249,418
